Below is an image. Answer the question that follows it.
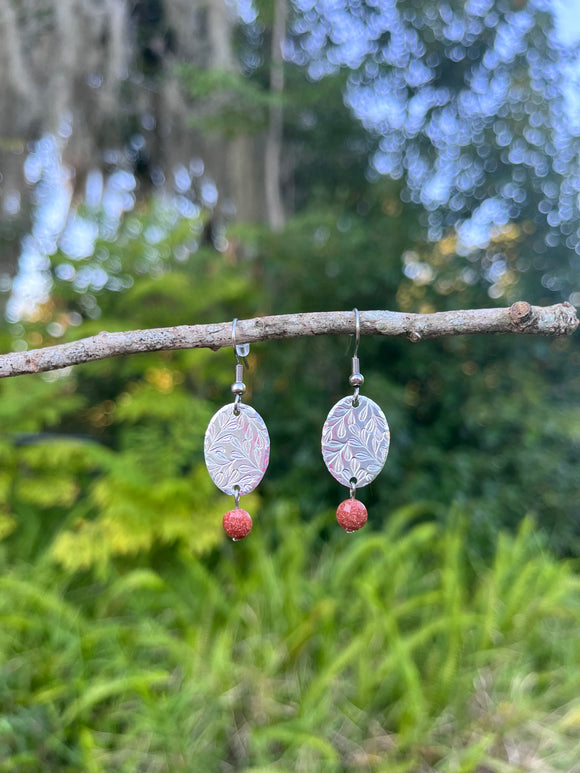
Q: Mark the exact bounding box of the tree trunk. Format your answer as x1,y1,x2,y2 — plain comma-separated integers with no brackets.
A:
0,0,282,318
265,0,287,231
202,0,267,223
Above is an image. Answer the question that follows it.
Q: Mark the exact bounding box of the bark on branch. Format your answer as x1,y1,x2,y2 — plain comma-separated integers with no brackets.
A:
0,302,577,379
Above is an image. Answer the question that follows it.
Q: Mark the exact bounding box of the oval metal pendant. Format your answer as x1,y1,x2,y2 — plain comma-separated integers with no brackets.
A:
204,403,270,496
321,395,390,488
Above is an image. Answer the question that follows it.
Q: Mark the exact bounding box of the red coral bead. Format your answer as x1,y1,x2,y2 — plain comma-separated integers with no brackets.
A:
336,498,367,532
223,508,253,541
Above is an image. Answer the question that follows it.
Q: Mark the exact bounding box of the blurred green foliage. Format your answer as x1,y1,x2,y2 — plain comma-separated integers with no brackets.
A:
0,194,577,567
249,200,580,556
0,188,576,770
0,2,579,770
0,200,262,569
177,64,279,137
1,508,578,771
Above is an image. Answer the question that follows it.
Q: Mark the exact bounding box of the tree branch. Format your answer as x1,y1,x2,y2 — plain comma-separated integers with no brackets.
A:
0,302,577,379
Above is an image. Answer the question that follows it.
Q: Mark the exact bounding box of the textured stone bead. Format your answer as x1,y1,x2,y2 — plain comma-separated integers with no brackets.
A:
223,508,253,541
336,498,367,532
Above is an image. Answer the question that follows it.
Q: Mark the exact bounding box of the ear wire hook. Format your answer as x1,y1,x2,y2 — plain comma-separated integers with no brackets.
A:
232,317,241,364
353,308,360,358
232,317,251,366
231,318,246,415
349,308,364,407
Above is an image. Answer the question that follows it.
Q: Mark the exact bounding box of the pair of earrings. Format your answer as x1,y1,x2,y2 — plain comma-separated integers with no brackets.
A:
204,311,390,540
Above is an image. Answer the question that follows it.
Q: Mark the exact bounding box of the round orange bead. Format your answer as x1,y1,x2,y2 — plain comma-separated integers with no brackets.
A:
223,508,253,541
336,498,367,532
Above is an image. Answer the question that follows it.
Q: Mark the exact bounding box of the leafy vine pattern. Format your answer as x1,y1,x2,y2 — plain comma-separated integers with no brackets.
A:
321,395,390,488
204,404,270,495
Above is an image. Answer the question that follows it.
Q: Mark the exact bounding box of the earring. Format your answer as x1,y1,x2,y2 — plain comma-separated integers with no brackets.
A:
204,318,270,541
321,309,390,532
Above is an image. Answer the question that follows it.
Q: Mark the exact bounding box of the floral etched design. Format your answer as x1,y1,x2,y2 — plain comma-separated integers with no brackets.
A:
204,403,270,495
321,395,390,488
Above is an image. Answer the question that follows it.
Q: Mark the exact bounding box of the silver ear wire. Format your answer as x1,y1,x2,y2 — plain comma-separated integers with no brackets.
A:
232,317,241,364
349,308,364,406
353,307,360,358
231,318,246,414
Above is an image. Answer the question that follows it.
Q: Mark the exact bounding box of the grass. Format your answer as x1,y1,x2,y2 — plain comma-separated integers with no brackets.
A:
0,503,578,772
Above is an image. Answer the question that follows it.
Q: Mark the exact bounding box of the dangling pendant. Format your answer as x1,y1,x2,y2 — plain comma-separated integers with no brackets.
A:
322,395,389,531
321,310,390,531
204,319,270,540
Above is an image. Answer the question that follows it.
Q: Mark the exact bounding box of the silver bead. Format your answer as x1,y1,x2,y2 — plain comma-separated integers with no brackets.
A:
231,381,246,395
349,373,364,387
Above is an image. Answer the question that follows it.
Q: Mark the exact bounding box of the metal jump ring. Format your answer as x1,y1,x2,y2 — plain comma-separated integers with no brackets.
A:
349,478,357,499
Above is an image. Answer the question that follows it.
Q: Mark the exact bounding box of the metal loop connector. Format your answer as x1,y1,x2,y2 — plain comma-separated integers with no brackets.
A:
349,478,357,499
